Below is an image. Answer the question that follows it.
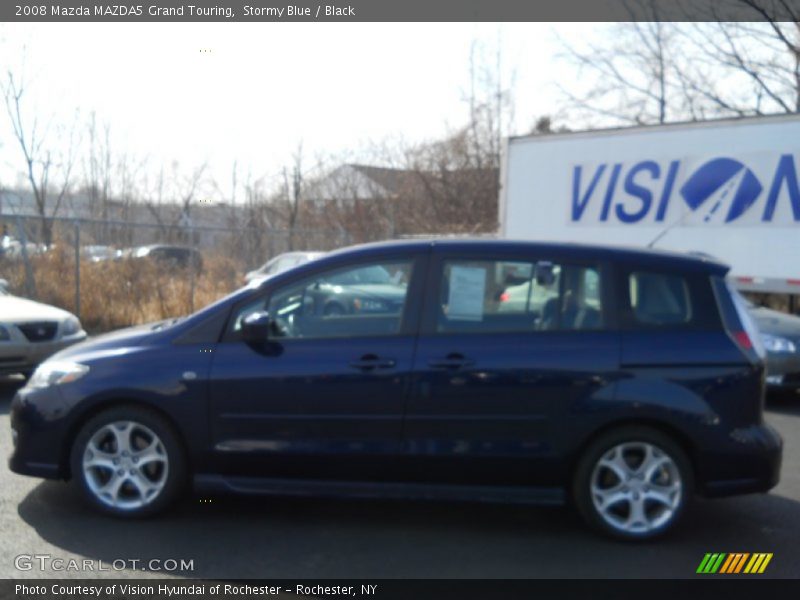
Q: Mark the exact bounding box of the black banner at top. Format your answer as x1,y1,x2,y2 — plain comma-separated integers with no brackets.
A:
2,0,799,22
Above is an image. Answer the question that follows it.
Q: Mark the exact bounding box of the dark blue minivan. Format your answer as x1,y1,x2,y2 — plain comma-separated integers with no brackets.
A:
9,240,782,539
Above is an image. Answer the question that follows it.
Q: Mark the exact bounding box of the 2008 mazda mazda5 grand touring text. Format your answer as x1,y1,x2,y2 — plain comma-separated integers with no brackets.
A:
9,239,782,540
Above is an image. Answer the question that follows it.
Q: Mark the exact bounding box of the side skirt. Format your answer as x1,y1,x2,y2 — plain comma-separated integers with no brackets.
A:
194,474,566,505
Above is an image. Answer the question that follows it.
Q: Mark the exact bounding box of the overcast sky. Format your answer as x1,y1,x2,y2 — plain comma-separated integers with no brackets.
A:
0,22,603,194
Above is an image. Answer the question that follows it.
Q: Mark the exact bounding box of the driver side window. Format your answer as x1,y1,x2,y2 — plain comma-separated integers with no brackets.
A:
233,260,414,340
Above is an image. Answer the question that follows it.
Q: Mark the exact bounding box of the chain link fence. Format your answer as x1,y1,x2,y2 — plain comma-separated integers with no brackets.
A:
0,214,352,334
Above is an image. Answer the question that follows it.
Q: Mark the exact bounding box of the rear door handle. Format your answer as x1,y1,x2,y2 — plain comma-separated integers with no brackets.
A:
428,354,475,370
349,354,396,371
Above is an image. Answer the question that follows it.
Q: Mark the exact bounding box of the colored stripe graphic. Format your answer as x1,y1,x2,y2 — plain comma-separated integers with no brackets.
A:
744,553,773,574
720,553,750,573
733,553,750,573
698,552,772,574
719,554,735,573
697,554,713,573
697,553,726,573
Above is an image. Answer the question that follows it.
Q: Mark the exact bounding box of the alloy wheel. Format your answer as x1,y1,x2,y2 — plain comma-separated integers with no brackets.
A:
589,441,682,535
81,420,169,510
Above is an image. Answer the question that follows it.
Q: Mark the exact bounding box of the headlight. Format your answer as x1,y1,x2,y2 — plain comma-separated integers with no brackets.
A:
761,334,797,354
27,361,89,389
61,316,82,336
0,325,9,341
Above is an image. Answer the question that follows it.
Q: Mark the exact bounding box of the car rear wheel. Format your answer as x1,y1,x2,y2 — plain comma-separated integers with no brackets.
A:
573,426,692,540
71,405,187,517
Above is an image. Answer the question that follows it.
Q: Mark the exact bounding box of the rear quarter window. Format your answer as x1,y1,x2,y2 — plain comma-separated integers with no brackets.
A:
621,267,722,331
629,272,692,325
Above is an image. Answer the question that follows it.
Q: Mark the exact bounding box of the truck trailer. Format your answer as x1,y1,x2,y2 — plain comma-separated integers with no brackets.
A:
499,114,800,302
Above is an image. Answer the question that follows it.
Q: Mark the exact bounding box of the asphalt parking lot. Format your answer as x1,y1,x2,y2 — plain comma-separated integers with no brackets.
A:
1,376,799,580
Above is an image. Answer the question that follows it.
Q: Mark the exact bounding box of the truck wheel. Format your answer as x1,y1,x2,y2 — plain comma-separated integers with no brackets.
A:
70,405,187,517
573,426,692,540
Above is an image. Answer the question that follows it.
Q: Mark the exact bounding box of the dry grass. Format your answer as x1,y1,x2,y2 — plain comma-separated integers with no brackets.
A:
1,247,241,334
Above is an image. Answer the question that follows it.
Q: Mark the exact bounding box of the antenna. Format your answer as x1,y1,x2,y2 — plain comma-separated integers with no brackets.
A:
646,208,692,248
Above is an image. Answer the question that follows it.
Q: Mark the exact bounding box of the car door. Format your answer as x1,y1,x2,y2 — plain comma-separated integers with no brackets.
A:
207,252,427,481
404,248,619,487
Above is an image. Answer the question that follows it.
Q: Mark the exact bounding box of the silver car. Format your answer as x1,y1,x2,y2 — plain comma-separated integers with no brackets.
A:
745,298,800,394
0,287,87,377
244,251,324,284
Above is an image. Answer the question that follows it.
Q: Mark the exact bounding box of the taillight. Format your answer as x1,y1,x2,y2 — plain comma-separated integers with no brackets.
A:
733,330,753,351
499,292,510,302
718,278,766,362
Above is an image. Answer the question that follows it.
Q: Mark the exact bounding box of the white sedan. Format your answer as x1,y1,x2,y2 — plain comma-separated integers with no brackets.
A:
0,287,87,377
244,251,324,284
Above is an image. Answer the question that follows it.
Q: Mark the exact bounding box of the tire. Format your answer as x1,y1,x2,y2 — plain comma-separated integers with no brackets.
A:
70,405,188,518
572,426,692,541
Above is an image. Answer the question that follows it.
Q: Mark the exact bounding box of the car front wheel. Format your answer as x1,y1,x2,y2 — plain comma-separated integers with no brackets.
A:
71,405,187,517
573,426,692,540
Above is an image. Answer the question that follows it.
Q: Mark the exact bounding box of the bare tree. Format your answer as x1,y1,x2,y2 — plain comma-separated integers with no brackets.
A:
141,161,207,244
400,131,500,234
83,111,113,220
269,143,317,250
287,144,305,248
465,36,516,169
2,69,79,245
679,7,800,116
557,3,678,125
143,163,168,235
559,0,800,126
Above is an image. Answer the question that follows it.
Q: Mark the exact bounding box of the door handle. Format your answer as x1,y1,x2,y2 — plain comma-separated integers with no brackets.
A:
349,354,396,371
428,353,475,370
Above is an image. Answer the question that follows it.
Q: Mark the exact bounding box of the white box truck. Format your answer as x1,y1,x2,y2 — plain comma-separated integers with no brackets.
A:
499,114,800,297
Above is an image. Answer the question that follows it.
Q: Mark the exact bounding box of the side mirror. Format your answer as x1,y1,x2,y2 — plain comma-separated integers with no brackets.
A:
241,311,272,343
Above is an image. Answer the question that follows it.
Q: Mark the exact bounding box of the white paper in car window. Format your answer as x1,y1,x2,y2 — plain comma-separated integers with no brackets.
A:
448,266,486,321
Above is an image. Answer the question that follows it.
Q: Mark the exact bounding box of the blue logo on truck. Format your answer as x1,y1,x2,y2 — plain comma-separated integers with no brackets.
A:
679,158,762,223
571,154,800,224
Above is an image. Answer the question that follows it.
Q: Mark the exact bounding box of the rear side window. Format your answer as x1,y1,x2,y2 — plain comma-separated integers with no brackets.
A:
629,272,691,325
436,259,604,334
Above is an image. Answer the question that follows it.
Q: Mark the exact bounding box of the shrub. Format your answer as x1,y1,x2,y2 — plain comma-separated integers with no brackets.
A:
1,247,240,334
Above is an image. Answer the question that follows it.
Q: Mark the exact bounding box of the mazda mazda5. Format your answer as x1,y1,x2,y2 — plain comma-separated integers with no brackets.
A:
9,240,782,540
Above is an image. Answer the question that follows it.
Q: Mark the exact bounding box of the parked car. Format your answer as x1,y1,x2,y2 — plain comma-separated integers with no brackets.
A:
0,238,47,260
302,264,409,317
127,245,203,272
0,288,87,377
81,245,117,263
741,295,800,394
9,240,781,540
244,251,323,283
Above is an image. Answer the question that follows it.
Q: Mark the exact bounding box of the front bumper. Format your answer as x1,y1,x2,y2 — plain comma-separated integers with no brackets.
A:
699,423,783,497
764,351,800,391
0,334,86,375
8,384,70,480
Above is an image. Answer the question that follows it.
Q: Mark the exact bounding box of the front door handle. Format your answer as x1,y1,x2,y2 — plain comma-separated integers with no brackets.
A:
349,354,396,371
428,353,475,370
